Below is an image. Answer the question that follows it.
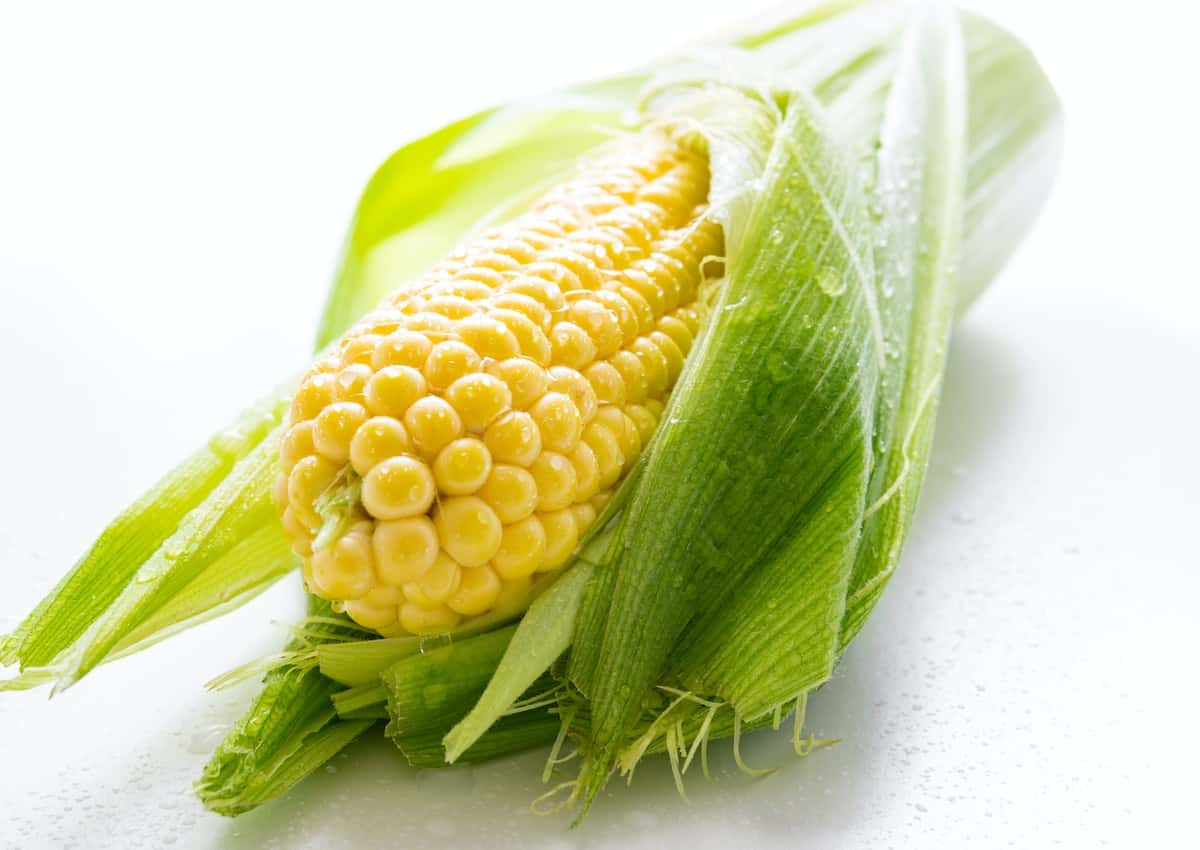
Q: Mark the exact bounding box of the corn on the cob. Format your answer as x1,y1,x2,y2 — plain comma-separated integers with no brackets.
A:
1,0,1062,823
277,131,722,635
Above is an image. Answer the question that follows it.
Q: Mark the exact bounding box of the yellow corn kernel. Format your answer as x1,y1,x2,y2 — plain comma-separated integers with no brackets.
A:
424,340,481,390
340,334,383,367
483,411,542,467
458,315,521,360
649,330,685,386
491,309,552,364
372,329,433,370
397,602,461,635
312,401,368,463
447,564,503,616
444,373,512,432
530,452,578,511
547,366,598,425
361,455,435,520
492,292,551,332
403,396,464,456
290,373,335,423
309,525,375,601
539,509,579,571
592,289,639,346
612,284,654,336
485,358,549,410
528,392,582,454
423,294,478,319
567,442,601,501
568,299,623,358
373,516,439,586
550,322,597,370
364,365,427,418
625,404,658,446
495,575,533,612
478,464,539,524
656,314,693,353
273,471,291,510
402,550,462,607
349,416,411,476
434,496,503,567
594,405,641,464
571,501,598,532
492,515,547,580
288,454,340,528
433,437,492,495
675,304,702,335
345,585,400,630
583,361,627,407
629,336,670,398
280,420,316,471
408,311,454,335
501,276,565,314
582,421,624,489
355,310,405,338
333,364,373,405
621,267,665,317
280,507,313,556
609,349,649,404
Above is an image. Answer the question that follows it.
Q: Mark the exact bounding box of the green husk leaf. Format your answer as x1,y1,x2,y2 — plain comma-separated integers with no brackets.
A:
197,597,368,815
382,625,519,739
203,718,374,817
443,559,595,763
668,1,968,718
1,389,286,676
382,624,563,767
331,682,388,719
837,3,967,647
51,428,284,690
955,12,1063,312
397,711,562,769
109,521,296,660
317,636,425,688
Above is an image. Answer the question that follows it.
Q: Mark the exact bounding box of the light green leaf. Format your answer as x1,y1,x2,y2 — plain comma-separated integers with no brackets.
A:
54,428,284,689
675,2,968,716
109,521,297,661
443,560,594,763
1,388,288,686
197,597,367,816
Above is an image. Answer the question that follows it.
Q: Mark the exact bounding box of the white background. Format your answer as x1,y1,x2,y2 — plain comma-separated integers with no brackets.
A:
1,1,1197,848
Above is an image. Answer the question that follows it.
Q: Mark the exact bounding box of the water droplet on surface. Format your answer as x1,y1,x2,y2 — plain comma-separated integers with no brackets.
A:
815,267,846,297
186,724,229,755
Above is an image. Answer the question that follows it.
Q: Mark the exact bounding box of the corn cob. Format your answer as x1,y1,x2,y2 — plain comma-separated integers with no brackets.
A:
277,131,723,636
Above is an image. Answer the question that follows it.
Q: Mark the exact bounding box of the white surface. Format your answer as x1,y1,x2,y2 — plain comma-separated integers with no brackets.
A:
1,1,1197,848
